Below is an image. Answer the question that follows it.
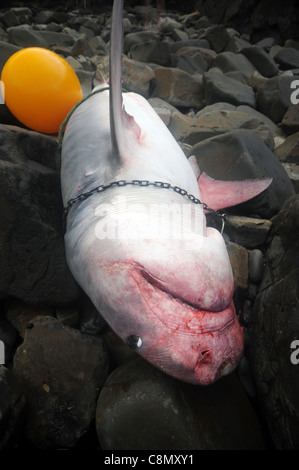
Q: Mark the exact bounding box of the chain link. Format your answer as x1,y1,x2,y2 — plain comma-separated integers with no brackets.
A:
63,179,226,233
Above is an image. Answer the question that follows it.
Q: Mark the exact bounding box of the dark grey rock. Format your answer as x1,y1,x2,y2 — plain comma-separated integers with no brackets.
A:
248,249,265,283
256,75,296,123
124,31,158,54
7,24,45,47
203,69,256,108
225,216,272,248
213,51,257,80
274,131,299,164
129,39,171,67
13,315,109,449
153,67,204,108
242,46,279,78
37,30,75,48
0,365,27,450
170,38,211,53
281,105,299,135
7,25,74,48
183,109,274,149
1,9,20,28
255,37,278,51
34,10,70,25
188,129,295,218
249,195,299,449
71,37,94,57
89,35,108,55
96,356,265,450
237,105,280,139
274,47,299,70
225,36,251,53
0,40,20,75
0,124,78,306
175,49,208,74
201,24,230,53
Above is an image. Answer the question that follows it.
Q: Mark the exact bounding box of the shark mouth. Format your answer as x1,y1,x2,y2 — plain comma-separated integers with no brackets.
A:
137,266,237,335
130,264,243,384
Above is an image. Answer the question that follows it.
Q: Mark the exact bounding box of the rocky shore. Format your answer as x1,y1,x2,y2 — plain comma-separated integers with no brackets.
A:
0,1,299,450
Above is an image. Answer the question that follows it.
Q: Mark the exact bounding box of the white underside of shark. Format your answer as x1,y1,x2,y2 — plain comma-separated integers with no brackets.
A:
60,0,271,385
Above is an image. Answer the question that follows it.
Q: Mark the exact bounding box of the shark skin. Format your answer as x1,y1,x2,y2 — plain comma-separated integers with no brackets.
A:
60,0,272,385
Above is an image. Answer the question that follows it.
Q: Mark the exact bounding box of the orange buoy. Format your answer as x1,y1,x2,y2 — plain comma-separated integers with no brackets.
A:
1,47,83,134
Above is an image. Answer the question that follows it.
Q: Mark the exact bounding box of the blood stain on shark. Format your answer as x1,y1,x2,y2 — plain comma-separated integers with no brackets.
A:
60,0,272,385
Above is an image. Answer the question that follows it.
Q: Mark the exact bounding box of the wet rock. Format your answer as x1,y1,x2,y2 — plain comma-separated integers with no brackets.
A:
188,130,295,218
249,195,299,449
242,46,279,78
13,315,109,449
256,75,296,123
0,124,78,306
153,67,204,108
203,69,256,108
96,357,265,450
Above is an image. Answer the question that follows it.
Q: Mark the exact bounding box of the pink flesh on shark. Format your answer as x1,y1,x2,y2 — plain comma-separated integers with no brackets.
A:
60,0,272,385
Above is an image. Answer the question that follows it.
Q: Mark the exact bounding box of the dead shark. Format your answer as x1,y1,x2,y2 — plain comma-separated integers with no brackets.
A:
60,0,271,385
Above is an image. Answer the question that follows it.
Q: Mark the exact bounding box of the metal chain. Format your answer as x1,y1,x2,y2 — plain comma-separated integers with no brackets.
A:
63,179,227,233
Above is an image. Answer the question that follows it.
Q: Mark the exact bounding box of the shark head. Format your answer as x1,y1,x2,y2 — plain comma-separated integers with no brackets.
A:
61,0,272,385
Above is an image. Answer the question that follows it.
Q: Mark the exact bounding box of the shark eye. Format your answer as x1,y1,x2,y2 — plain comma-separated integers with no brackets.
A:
127,335,143,350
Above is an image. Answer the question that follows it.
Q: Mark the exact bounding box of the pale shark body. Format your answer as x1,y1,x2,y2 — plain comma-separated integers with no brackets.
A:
61,0,271,385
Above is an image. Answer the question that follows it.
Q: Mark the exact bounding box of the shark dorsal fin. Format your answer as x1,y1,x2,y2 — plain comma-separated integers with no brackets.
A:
109,0,141,161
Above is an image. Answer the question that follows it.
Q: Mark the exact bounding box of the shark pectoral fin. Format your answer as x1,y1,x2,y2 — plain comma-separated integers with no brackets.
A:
197,172,273,211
